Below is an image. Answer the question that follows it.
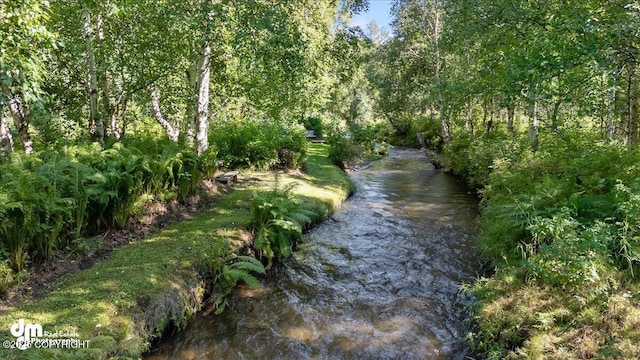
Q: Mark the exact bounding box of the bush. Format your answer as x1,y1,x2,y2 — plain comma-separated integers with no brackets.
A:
301,116,324,139
450,128,640,358
444,129,530,190
210,119,307,170
325,121,387,168
325,126,359,168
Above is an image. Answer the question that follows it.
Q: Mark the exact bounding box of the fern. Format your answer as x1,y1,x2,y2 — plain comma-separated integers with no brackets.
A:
250,183,316,268
206,241,265,314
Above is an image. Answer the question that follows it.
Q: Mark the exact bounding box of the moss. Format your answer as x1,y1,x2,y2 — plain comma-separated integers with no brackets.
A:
0,144,352,359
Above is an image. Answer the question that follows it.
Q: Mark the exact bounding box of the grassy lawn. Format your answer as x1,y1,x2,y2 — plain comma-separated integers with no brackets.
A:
0,144,353,359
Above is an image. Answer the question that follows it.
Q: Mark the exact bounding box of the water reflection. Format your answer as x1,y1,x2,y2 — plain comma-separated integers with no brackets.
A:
146,148,481,360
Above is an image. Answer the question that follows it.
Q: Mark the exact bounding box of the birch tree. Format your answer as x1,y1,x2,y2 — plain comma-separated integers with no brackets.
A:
0,110,13,155
0,0,54,154
82,7,103,142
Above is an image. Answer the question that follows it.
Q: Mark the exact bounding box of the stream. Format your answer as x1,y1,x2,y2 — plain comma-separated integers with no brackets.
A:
146,148,482,359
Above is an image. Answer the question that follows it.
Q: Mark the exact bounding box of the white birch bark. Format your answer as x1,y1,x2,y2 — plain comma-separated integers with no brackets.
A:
195,41,211,156
148,85,179,142
7,92,33,154
0,109,14,155
83,8,103,143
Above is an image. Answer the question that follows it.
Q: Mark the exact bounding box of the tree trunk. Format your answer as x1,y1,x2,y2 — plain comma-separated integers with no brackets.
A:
95,14,122,140
465,101,475,137
607,75,616,140
186,64,197,145
627,61,639,145
195,41,211,156
110,95,127,139
482,101,488,127
529,90,539,152
7,92,33,154
0,109,14,155
149,85,179,142
486,98,494,132
83,8,103,143
507,104,515,132
550,99,562,130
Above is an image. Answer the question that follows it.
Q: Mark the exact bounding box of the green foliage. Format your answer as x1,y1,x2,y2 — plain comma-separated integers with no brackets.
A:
251,184,315,269
300,117,324,139
0,136,213,273
448,128,640,357
205,240,265,314
210,118,307,170
325,120,388,168
444,129,530,190
325,122,359,168
0,144,351,359
0,260,16,295
0,0,55,102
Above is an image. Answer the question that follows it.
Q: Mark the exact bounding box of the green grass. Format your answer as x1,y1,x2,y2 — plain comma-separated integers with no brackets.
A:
0,144,353,359
469,269,640,359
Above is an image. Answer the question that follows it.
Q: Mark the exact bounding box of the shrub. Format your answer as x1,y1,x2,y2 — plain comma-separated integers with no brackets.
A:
301,116,324,138
451,128,640,358
445,129,530,190
250,184,315,269
325,125,359,168
210,119,307,170
324,121,387,168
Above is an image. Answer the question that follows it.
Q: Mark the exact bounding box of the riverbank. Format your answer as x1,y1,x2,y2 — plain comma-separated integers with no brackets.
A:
444,132,640,359
0,144,354,359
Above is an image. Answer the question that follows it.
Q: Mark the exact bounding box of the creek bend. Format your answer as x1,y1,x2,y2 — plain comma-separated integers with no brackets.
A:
146,148,481,359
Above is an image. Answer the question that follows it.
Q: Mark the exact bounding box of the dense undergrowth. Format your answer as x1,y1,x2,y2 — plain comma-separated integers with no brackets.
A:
322,119,389,168
444,129,640,358
210,119,308,170
0,120,307,294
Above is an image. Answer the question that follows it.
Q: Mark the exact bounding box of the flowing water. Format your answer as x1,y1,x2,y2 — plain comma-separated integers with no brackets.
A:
146,148,482,360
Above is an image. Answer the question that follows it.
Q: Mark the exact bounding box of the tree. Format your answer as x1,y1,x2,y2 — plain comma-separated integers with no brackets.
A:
0,110,13,155
0,0,54,154
392,0,450,141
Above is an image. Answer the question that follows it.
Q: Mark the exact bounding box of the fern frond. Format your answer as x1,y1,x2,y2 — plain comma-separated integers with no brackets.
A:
286,211,313,227
229,256,266,275
224,268,261,288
